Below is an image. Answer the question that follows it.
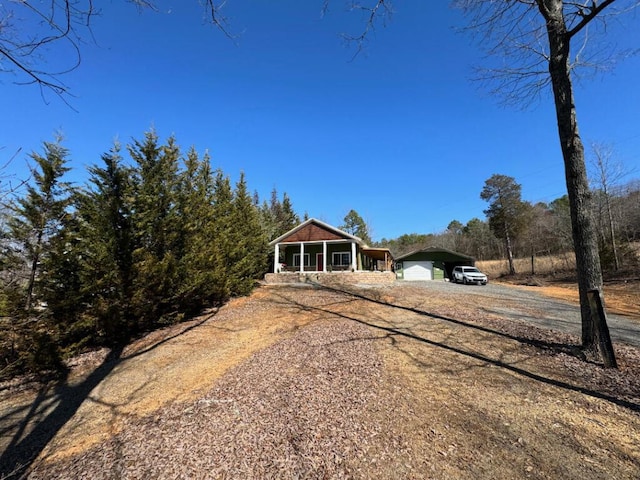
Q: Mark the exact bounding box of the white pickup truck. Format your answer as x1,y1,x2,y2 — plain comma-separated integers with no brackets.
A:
451,266,488,285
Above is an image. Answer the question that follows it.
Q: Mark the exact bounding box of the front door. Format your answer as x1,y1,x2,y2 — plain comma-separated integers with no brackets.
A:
316,253,324,272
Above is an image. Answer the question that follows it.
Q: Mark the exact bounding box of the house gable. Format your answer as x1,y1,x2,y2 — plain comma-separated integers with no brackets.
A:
270,218,362,245
282,222,345,243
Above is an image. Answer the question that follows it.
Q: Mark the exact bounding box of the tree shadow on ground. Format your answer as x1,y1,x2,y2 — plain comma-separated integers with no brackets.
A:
270,283,640,413
0,309,220,480
315,282,585,355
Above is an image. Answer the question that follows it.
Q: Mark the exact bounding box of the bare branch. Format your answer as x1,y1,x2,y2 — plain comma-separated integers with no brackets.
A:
0,1,245,99
202,0,236,40
455,0,640,106
0,0,98,99
566,0,617,37
0,147,29,202
324,1,394,59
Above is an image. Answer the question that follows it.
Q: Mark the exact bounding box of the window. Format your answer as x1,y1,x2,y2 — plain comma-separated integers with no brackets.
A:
332,252,351,267
293,253,310,267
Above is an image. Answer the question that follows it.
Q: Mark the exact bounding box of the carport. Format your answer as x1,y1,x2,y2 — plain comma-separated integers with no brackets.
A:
395,247,475,281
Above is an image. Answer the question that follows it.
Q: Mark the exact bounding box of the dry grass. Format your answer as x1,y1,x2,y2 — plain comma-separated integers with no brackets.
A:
477,244,640,279
476,254,576,278
477,253,640,319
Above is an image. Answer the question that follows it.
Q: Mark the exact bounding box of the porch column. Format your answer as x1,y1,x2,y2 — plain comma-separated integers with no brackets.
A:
351,242,357,271
322,241,327,271
274,243,280,273
299,242,305,273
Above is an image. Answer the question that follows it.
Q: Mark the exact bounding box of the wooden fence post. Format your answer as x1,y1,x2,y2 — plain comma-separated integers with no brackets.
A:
531,253,535,275
587,289,617,368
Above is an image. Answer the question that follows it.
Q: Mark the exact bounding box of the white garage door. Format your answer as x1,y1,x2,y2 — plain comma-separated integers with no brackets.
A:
403,261,433,281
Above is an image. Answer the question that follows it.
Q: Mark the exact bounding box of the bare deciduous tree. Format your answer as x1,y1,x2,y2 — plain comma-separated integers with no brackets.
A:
456,0,640,366
0,1,230,98
617,179,640,244
1,1,390,99
588,143,630,271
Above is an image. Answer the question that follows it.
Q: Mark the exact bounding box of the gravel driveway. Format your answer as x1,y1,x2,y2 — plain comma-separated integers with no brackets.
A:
397,280,640,347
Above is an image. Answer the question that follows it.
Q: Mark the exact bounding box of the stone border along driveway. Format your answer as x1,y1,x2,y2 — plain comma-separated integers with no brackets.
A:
393,280,640,348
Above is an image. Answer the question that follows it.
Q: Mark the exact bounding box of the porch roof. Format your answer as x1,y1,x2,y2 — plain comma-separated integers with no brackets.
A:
361,247,394,262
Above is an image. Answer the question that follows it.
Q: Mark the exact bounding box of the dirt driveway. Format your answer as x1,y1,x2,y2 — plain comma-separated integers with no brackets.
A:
1,282,639,479
403,280,640,347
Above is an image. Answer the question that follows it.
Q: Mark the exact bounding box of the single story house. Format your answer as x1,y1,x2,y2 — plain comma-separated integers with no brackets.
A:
269,218,393,273
395,247,475,281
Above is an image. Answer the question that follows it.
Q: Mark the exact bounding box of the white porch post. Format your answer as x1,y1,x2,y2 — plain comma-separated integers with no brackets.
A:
299,242,305,273
274,243,280,273
322,241,327,271
351,242,357,271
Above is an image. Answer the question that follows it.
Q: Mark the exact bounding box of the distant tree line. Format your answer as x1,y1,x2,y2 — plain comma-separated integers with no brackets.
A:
0,130,299,380
378,174,640,274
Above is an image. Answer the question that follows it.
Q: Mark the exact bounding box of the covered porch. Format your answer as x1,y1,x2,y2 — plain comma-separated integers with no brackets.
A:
269,218,393,274
275,239,360,273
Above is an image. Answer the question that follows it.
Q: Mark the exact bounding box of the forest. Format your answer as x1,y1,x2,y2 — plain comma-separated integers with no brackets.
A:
0,131,299,381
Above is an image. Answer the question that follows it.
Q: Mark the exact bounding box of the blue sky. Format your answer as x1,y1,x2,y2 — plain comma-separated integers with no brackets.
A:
2,1,639,242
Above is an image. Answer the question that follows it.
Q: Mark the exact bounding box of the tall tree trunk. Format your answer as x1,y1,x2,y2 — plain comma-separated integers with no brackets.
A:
604,190,620,270
504,223,516,275
541,1,615,364
25,231,43,312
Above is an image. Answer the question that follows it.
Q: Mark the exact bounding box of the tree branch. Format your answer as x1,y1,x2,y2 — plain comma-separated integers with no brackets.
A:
327,1,394,58
567,0,617,37
203,0,236,40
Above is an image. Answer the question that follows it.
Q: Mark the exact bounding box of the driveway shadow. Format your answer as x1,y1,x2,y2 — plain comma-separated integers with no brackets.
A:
313,282,584,356
0,309,219,479
270,283,640,413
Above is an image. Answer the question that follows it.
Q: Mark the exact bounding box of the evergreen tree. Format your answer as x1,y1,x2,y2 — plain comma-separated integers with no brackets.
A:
175,149,226,309
278,193,299,235
257,188,299,269
209,170,235,299
5,139,72,372
228,173,268,295
128,131,181,327
266,188,299,239
340,209,371,244
73,143,135,343
40,206,88,348
481,174,528,275
8,139,71,311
